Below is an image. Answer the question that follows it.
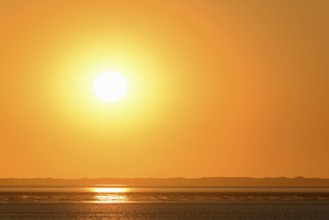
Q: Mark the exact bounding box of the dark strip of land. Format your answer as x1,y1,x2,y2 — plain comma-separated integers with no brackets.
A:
1,177,329,187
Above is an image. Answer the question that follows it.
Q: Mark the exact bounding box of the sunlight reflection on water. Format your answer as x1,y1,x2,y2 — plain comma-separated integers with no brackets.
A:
91,187,128,203
1,187,329,203
94,194,128,203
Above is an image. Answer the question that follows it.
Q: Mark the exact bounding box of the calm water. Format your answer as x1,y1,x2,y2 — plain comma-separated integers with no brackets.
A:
1,187,329,219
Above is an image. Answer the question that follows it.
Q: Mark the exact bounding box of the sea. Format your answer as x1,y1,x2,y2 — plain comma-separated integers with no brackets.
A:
0,187,329,219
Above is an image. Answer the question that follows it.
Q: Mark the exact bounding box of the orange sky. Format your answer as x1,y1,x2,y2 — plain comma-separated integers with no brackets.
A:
0,0,328,178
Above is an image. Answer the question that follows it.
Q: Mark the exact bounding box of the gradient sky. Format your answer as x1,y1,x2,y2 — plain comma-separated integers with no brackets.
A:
0,0,328,178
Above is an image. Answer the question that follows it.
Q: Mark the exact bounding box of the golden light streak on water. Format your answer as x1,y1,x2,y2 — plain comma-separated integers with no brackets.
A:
90,187,129,203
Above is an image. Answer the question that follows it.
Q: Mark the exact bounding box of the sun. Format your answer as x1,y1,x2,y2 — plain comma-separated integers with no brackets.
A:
93,71,128,103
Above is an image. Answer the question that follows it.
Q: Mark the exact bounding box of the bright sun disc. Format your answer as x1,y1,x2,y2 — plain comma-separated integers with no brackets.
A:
94,72,128,103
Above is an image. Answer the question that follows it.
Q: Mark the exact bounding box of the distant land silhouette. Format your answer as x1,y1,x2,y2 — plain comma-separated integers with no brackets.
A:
1,177,329,187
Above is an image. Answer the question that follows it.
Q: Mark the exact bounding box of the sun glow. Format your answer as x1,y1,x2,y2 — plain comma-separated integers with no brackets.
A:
92,187,129,193
93,71,128,103
49,35,171,134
